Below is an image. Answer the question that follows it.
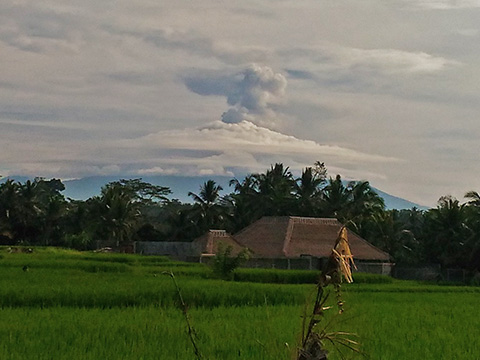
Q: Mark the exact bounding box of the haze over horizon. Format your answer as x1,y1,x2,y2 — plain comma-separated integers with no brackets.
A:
2,1,480,207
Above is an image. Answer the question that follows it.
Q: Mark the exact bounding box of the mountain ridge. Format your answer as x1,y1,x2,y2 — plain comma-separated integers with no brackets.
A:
1,174,427,210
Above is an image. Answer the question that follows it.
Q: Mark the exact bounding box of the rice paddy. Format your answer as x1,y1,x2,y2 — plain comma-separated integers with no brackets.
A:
0,247,478,359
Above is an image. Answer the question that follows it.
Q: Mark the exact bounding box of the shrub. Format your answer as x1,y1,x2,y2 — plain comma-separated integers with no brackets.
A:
211,244,250,280
64,232,94,251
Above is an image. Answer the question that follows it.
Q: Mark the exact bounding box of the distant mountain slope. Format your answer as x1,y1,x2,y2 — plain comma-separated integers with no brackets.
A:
371,187,427,210
62,175,234,202
2,175,427,210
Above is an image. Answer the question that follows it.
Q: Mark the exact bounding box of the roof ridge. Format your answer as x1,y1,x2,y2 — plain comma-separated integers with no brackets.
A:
282,217,296,256
289,217,340,225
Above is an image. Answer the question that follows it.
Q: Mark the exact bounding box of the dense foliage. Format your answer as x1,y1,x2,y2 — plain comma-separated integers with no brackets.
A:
1,162,480,270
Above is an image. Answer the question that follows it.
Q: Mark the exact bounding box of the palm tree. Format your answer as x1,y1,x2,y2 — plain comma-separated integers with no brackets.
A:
226,175,263,232
294,167,325,216
164,209,198,242
346,181,385,223
40,194,67,246
97,184,141,246
15,180,42,242
465,191,480,207
421,196,470,268
188,180,223,207
320,175,351,218
0,180,18,242
463,191,480,270
0,178,69,245
252,163,296,216
366,210,419,264
188,180,225,233
320,175,384,225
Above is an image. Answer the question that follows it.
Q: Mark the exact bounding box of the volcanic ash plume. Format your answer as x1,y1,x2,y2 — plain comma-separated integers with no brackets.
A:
221,64,287,128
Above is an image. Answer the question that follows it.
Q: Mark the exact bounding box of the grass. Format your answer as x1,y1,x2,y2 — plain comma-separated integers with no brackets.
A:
0,306,301,360
0,297,478,360
344,291,480,359
0,266,312,308
0,246,478,359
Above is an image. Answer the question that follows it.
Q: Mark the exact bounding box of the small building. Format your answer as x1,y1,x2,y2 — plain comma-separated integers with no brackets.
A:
233,216,392,274
134,230,244,261
134,216,393,274
192,230,245,262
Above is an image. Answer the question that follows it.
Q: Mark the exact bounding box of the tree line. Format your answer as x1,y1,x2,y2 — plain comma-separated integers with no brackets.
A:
0,162,479,271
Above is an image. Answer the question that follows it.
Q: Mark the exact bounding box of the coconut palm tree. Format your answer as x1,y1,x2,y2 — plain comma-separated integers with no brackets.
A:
164,208,198,242
365,210,419,264
252,163,296,216
188,180,225,233
465,191,480,207
0,178,70,245
319,175,351,218
463,191,480,270
96,183,141,246
225,175,263,232
421,196,470,268
294,166,326,216
0,180,18,243
345,181,385,225
188,180,223,207
320,176,384,225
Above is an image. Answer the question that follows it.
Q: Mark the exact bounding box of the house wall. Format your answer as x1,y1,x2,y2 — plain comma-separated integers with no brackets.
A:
95,240,134,253
133,241,393,275
241,258,393,274
134,241,202,260
242,257,323,270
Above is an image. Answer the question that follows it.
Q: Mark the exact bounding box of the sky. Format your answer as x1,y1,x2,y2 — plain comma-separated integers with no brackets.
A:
1,0,480,207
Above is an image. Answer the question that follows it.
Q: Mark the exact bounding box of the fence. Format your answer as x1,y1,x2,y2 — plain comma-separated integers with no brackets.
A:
134,241,201,260
392,264,441,281
241,257,322,271
392,264,472,283
133,243,393,274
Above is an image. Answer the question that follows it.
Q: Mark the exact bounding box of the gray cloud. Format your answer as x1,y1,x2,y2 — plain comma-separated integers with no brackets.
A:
0,3,83,53
412,0,480,9
279,44,458,77
105,71,164,87
115,27,271,66
185,64,287,128
184,71,238,96
278,43,461,107
284,69,316,80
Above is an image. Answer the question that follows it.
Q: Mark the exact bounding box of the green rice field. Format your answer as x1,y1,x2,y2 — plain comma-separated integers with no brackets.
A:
0,247,478,359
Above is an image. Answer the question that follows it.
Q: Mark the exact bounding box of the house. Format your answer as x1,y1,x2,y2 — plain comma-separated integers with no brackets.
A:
192,230,245,260
232,216,392,274
134,229,244,261
134,216,392,274
234,216,389,260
